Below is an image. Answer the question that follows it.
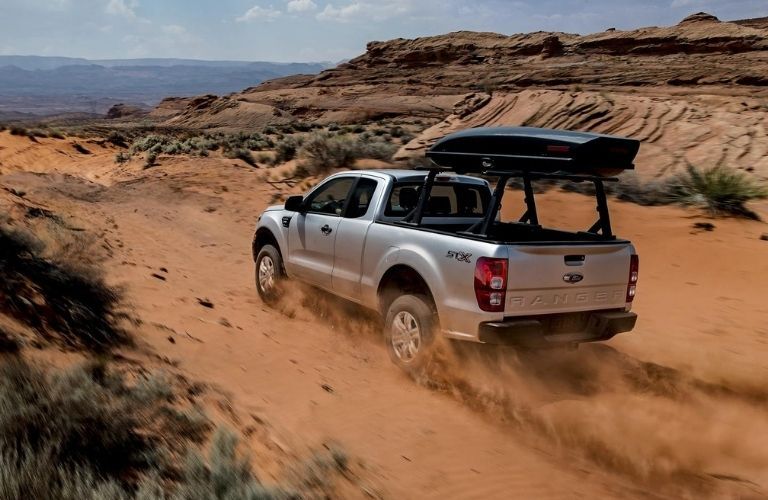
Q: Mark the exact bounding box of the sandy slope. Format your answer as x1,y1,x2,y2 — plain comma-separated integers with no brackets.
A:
1,135,767,498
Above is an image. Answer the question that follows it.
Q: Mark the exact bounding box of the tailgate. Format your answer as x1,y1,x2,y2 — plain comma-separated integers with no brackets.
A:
505,243,631,315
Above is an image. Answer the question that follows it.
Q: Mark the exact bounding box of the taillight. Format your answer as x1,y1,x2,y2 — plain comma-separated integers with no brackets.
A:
626,254,639,302
474,257,508,312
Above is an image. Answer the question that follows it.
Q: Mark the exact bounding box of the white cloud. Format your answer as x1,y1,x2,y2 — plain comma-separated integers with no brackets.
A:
162,24,187,36
105,0,138,19
287,0,317,13
670,0,699,6
317,1,411,22
236,4,282,22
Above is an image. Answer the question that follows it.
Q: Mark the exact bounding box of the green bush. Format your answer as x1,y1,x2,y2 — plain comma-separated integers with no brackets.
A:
224,148,257,167
298,133,359,175
356,139,397,161
669,165,767,218
273,136,301,164
297,133,398,175
9,126,27,136
0,360,165,498
173,429,285,500
144,152,158,169
106,130,128,147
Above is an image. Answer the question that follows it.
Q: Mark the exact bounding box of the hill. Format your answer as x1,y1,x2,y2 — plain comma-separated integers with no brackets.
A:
152,13,768,180
0,56,328,116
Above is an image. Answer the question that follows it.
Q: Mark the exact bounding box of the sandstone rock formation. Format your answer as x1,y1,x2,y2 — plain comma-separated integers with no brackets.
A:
152,14,768,181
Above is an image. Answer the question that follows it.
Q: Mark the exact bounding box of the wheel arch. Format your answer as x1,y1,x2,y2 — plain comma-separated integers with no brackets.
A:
377,264,438,317
252,227,282,262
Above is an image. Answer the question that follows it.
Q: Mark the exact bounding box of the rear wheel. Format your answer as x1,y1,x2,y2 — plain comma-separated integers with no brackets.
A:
384,294,437,372
255,244,283,304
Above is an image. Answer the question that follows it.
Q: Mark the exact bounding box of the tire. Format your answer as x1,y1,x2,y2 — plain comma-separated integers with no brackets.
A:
255,244,283,304
384,294,437,372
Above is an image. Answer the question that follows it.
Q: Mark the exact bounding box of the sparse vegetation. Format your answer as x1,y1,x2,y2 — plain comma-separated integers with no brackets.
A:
667,165,767,218
145,151,158,169
296,132,398,175
173,429,286,499
0,225,129,351
0,358,292,499
106,130,128,147
550,167,766,219
0,359,173,498
127,131,272,161
115,151,130,164
224,147,257,167
273,135,302,164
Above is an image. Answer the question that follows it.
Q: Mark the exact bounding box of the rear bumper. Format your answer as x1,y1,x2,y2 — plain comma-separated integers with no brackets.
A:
478,310,637,347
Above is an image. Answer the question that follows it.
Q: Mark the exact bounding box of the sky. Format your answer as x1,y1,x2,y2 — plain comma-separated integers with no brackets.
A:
0,0,765,62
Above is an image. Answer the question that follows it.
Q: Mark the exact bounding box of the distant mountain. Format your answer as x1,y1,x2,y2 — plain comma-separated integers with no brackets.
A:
0,56,330,117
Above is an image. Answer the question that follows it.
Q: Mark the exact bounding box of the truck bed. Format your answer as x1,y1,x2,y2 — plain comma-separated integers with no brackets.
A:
393,220,623,245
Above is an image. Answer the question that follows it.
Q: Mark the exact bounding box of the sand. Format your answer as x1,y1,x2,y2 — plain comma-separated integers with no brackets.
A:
1,131,767,498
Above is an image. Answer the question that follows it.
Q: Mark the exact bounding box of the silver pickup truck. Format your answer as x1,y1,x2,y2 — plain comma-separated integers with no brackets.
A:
253,127,639,370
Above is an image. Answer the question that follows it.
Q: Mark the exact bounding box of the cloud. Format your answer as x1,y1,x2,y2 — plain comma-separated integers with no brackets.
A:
105,0,138,19
286,0,317,12
162,24,187,36
236,4,282,22
670,0,698,6
317,1,411,22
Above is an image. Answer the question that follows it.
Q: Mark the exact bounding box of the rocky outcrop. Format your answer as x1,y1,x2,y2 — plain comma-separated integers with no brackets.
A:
105,103,148,119
157,13,768,129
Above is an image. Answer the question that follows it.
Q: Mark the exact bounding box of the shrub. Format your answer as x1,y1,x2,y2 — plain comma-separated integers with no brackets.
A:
48,129,66,140
224,148,257,167
0,225,129,351
356,140,397,161
292,121,313,133
399,131,416,143
668,165,767,218
144,152,158,169
106,130,128,147
173,429,285,500
9,126,27,136
0,359,225,499
298,133,398,175
298,133,359,175
0,360,173,498
28,129,49,139
115,152,130,164
273,136,301,164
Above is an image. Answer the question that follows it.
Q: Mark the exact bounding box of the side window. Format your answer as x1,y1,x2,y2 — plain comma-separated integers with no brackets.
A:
305,177,355,216
385,182,490,217
346,178,378,219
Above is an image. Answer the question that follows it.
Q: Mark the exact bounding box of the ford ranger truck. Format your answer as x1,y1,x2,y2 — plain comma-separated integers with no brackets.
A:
252,127,639,371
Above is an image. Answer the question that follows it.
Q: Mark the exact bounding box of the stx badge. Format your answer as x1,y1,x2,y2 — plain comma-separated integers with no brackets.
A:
446,250,472,263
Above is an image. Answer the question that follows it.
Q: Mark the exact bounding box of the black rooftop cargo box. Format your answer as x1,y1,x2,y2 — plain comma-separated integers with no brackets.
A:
426,127,640,175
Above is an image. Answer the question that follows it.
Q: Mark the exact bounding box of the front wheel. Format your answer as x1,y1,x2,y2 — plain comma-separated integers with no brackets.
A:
384,294,437,373
255,244,283,304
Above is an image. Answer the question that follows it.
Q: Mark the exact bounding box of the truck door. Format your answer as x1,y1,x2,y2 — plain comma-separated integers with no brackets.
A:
287,176,356,288
332,176,380,299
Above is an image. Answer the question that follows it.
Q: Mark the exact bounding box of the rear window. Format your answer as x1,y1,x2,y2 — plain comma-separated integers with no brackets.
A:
385,182,489,218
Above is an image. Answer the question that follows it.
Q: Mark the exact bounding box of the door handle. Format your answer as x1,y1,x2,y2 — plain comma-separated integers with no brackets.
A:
321,224,333,235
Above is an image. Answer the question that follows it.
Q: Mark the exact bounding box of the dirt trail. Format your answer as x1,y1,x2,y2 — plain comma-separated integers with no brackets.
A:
2,140,768,498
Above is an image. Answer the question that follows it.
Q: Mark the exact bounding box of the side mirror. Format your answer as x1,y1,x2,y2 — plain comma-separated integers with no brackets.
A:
284,195,304,213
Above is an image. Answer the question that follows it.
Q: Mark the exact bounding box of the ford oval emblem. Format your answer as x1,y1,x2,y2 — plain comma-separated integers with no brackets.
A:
563,272,584,284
